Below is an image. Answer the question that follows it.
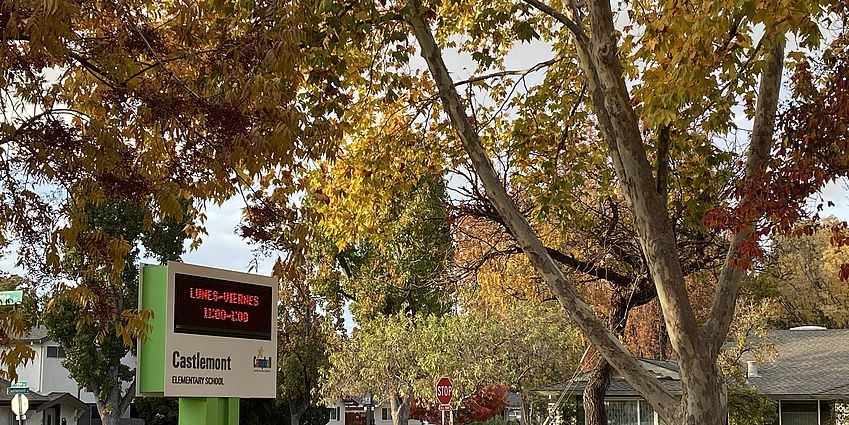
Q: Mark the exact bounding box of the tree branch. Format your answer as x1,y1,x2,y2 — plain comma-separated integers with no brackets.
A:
655,126,671,200
454,57,563,87
405,2,678,416
703,36,785,354
117,379,136,417
521,0,588,45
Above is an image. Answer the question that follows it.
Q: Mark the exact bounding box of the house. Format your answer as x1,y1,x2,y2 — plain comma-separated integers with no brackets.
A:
532,359,681,425
326,399,428,425
743,327,849,425
0,389,90,425
533,327,849,425
1,327,137,425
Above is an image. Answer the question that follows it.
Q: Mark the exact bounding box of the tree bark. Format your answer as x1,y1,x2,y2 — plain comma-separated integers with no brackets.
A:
518,385,531,425
289,395,310,425
583,286,652,425
582,358,613,425
390,392,412,425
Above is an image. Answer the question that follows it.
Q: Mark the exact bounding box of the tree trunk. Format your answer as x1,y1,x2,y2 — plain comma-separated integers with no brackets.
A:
677,356,727,425
289,396,309,425
96,400,121,425
94,376,135,425
582,360,612,425
583,294,634,425
518,386,532,425
390,392,412,425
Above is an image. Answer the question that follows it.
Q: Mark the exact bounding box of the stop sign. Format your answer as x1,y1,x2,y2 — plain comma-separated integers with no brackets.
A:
435,376,453,405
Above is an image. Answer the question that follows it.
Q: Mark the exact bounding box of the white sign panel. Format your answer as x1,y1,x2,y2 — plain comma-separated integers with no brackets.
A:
164,262,278,398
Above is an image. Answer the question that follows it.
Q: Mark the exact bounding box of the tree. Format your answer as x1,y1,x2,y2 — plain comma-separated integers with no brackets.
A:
1,0,351,380
41,200,186,425
278,272,338,425
439,301,582,425
750,219,849,328
305,177,453,425
401,1,849,423
323,314,423,425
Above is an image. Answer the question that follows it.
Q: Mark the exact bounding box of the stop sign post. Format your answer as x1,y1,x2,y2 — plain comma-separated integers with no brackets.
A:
435,376,453,425
11,393,28,424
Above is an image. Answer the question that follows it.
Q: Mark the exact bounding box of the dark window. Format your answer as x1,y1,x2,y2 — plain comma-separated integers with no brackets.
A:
337,407,341,421
46,346,66,358
781,401,818,425
330,407,337,420
382,408,390,421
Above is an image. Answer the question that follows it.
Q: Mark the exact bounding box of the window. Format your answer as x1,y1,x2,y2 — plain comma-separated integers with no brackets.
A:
46,346,65,358
607,400,638,425
638,401,654,425
599,400,658,425
781,401,818,425
337,407,341,421
382,408,390,421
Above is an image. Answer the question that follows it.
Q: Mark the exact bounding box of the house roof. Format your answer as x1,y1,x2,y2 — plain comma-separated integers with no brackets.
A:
36,392,91,413
532,359,682,398
16,326,49,343
746,328,849,399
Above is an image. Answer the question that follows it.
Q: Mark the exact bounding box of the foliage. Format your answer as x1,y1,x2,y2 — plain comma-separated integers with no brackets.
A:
41,199,186,424
133,397,178,425
0,274,37,380
465,418,520,425
411,384,508,424
277,272,338,425
749,219,849,328
718,298,779,382
323,313,421,403
239,399,289,425
302,176,454,323
727,384,777,425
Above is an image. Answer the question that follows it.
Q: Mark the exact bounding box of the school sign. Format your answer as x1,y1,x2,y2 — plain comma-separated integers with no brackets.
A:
137,262,278,401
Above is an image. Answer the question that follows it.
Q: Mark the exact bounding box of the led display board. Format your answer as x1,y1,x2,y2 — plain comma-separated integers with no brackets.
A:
173,273,273,340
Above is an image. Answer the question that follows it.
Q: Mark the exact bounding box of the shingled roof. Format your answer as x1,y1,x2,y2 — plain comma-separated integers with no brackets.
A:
746,328,849,400
532,359,682,398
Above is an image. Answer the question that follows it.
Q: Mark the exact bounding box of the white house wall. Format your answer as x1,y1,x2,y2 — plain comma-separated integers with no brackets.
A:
15,342,44,392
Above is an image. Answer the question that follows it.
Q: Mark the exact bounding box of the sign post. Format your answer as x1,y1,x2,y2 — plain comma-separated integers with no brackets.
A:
436,376,453,425
137,262,278,425
11,393,29,425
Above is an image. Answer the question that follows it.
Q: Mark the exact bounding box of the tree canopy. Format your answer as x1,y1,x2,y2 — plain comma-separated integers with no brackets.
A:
3,0,849,423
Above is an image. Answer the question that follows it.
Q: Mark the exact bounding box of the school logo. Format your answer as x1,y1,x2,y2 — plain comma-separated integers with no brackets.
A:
253,346,273,371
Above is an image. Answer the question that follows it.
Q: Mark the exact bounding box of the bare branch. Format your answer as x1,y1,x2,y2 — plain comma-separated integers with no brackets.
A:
453,57,562,87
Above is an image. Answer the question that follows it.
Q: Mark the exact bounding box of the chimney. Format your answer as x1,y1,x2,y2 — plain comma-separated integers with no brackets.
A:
747,361,759,378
